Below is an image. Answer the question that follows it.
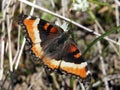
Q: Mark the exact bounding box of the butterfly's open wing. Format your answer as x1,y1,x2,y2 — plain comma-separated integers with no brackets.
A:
18,14,64,59
60,40,91,79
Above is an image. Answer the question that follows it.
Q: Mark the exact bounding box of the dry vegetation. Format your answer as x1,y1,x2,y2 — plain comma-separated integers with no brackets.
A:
0,0,120,90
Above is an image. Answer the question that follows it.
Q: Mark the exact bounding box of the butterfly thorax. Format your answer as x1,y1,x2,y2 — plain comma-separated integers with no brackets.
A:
43,32,70,60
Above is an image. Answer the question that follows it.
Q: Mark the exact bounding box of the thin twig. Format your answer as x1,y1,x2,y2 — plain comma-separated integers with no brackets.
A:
92,11,119,55
6,0,13,72
15,38,26,70
115,0,120,6
0,36,5,80
0,73,9,89
13,1,23,65
0,14,5,80
49,0,55,8
51,73,60,89
15,0,35,70
0,0,8,81
92,74,120,88
95,25,109,90
114,0,120,54
79,81,85,90
115,1,120,26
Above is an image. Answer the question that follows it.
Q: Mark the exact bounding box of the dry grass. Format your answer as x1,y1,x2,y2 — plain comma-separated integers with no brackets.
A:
0,0,120,90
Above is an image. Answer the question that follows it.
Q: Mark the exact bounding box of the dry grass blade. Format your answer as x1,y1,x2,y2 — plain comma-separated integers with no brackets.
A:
95,25,109,90
0,0,120,90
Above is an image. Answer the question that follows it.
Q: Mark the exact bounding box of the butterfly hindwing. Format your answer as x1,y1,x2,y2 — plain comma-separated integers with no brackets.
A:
60,40,90,79
41,38,90,79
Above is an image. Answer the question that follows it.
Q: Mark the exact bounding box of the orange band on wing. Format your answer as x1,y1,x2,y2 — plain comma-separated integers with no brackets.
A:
42,57,61,70
69,44,77,53
24,19,36,42
75,67,86,78
44,23,50,30
74,53,81,58
63,66,86,78
31,44,44,58
60,61,87,78
50,27,57,33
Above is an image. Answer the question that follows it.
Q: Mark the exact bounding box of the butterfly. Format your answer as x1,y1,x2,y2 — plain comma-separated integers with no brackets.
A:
18,14,91,81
